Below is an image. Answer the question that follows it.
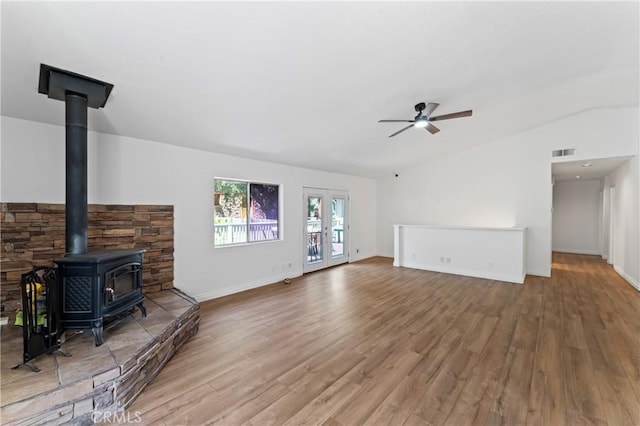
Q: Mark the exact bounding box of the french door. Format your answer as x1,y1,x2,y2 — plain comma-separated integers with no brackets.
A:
303,188,349,273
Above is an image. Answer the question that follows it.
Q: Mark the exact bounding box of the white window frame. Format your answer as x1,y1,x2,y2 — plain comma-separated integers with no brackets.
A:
214,178,281,247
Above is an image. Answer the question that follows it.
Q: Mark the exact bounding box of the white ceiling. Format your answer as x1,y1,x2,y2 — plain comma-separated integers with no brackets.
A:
1,1,638,178
552,156,633,182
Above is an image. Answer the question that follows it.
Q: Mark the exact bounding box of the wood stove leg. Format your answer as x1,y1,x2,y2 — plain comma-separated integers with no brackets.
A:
11,361,41,373
55,347,72,357
92,326,104,346
137,302,147,318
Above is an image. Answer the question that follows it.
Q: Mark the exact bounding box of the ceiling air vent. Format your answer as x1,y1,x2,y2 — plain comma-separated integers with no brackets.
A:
552,148,575,157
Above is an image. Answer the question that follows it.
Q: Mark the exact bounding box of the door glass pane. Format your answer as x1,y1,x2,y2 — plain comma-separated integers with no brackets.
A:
307,196,323,263
332,198,345,258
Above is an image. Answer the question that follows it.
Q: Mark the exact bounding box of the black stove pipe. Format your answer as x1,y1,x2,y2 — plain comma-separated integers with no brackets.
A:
37,64,114,255
65,93,88,255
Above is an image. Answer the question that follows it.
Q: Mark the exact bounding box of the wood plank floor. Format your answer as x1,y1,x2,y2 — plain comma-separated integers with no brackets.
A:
128,253,640,425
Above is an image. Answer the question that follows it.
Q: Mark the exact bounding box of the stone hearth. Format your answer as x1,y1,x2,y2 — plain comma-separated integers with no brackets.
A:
1,289,199,425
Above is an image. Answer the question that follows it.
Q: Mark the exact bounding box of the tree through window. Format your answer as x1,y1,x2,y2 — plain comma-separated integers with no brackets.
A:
214,179,280,245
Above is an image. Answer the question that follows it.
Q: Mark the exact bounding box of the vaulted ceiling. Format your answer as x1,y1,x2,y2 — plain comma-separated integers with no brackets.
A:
1,1,638,178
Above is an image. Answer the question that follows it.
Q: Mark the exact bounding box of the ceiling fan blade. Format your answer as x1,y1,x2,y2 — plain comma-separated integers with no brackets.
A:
426,123,440,134
388,124,414,138
423,102,440,117
378,119,414,123
429,110,473,121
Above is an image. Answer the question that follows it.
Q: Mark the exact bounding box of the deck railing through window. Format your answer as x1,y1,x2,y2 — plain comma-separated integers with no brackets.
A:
214,220,278,245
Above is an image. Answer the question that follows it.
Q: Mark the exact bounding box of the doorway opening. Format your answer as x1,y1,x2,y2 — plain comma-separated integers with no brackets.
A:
550,156,631,268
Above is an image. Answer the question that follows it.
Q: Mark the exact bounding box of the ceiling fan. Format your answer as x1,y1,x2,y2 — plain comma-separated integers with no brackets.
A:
378,102,472,137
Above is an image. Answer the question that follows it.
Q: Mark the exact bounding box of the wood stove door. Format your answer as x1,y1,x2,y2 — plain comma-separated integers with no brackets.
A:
104,262,141,307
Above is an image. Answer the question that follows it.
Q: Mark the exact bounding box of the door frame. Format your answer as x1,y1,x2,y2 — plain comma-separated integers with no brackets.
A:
608,186,615,265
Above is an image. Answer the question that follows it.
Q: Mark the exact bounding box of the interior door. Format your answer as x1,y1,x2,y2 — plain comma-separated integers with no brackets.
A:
303,188,349,273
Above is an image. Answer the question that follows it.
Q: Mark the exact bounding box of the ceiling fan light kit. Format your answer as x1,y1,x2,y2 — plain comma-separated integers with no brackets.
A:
379,102,473,137
414,118,428,128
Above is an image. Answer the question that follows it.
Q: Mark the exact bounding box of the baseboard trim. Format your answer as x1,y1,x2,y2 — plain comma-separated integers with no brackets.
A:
552,248,601,256
194,270,303,302
526,270,552,278
613,265,640,291
400,262,524,284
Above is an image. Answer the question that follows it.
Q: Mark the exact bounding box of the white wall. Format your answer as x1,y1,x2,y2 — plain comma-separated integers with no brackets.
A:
3,106,637,293
604,157,640,289
377,107,639,278
552,179,602,255
394,225,527,283
1,117,378,301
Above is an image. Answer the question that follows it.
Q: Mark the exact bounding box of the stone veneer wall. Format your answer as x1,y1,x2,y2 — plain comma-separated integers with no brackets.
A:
0,203,174,316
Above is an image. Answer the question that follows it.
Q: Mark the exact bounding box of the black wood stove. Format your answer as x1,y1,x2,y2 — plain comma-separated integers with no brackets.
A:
56,249,146,346
38,64,146,346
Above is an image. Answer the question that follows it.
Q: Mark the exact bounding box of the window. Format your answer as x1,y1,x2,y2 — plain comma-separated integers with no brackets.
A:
214,179,280,246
